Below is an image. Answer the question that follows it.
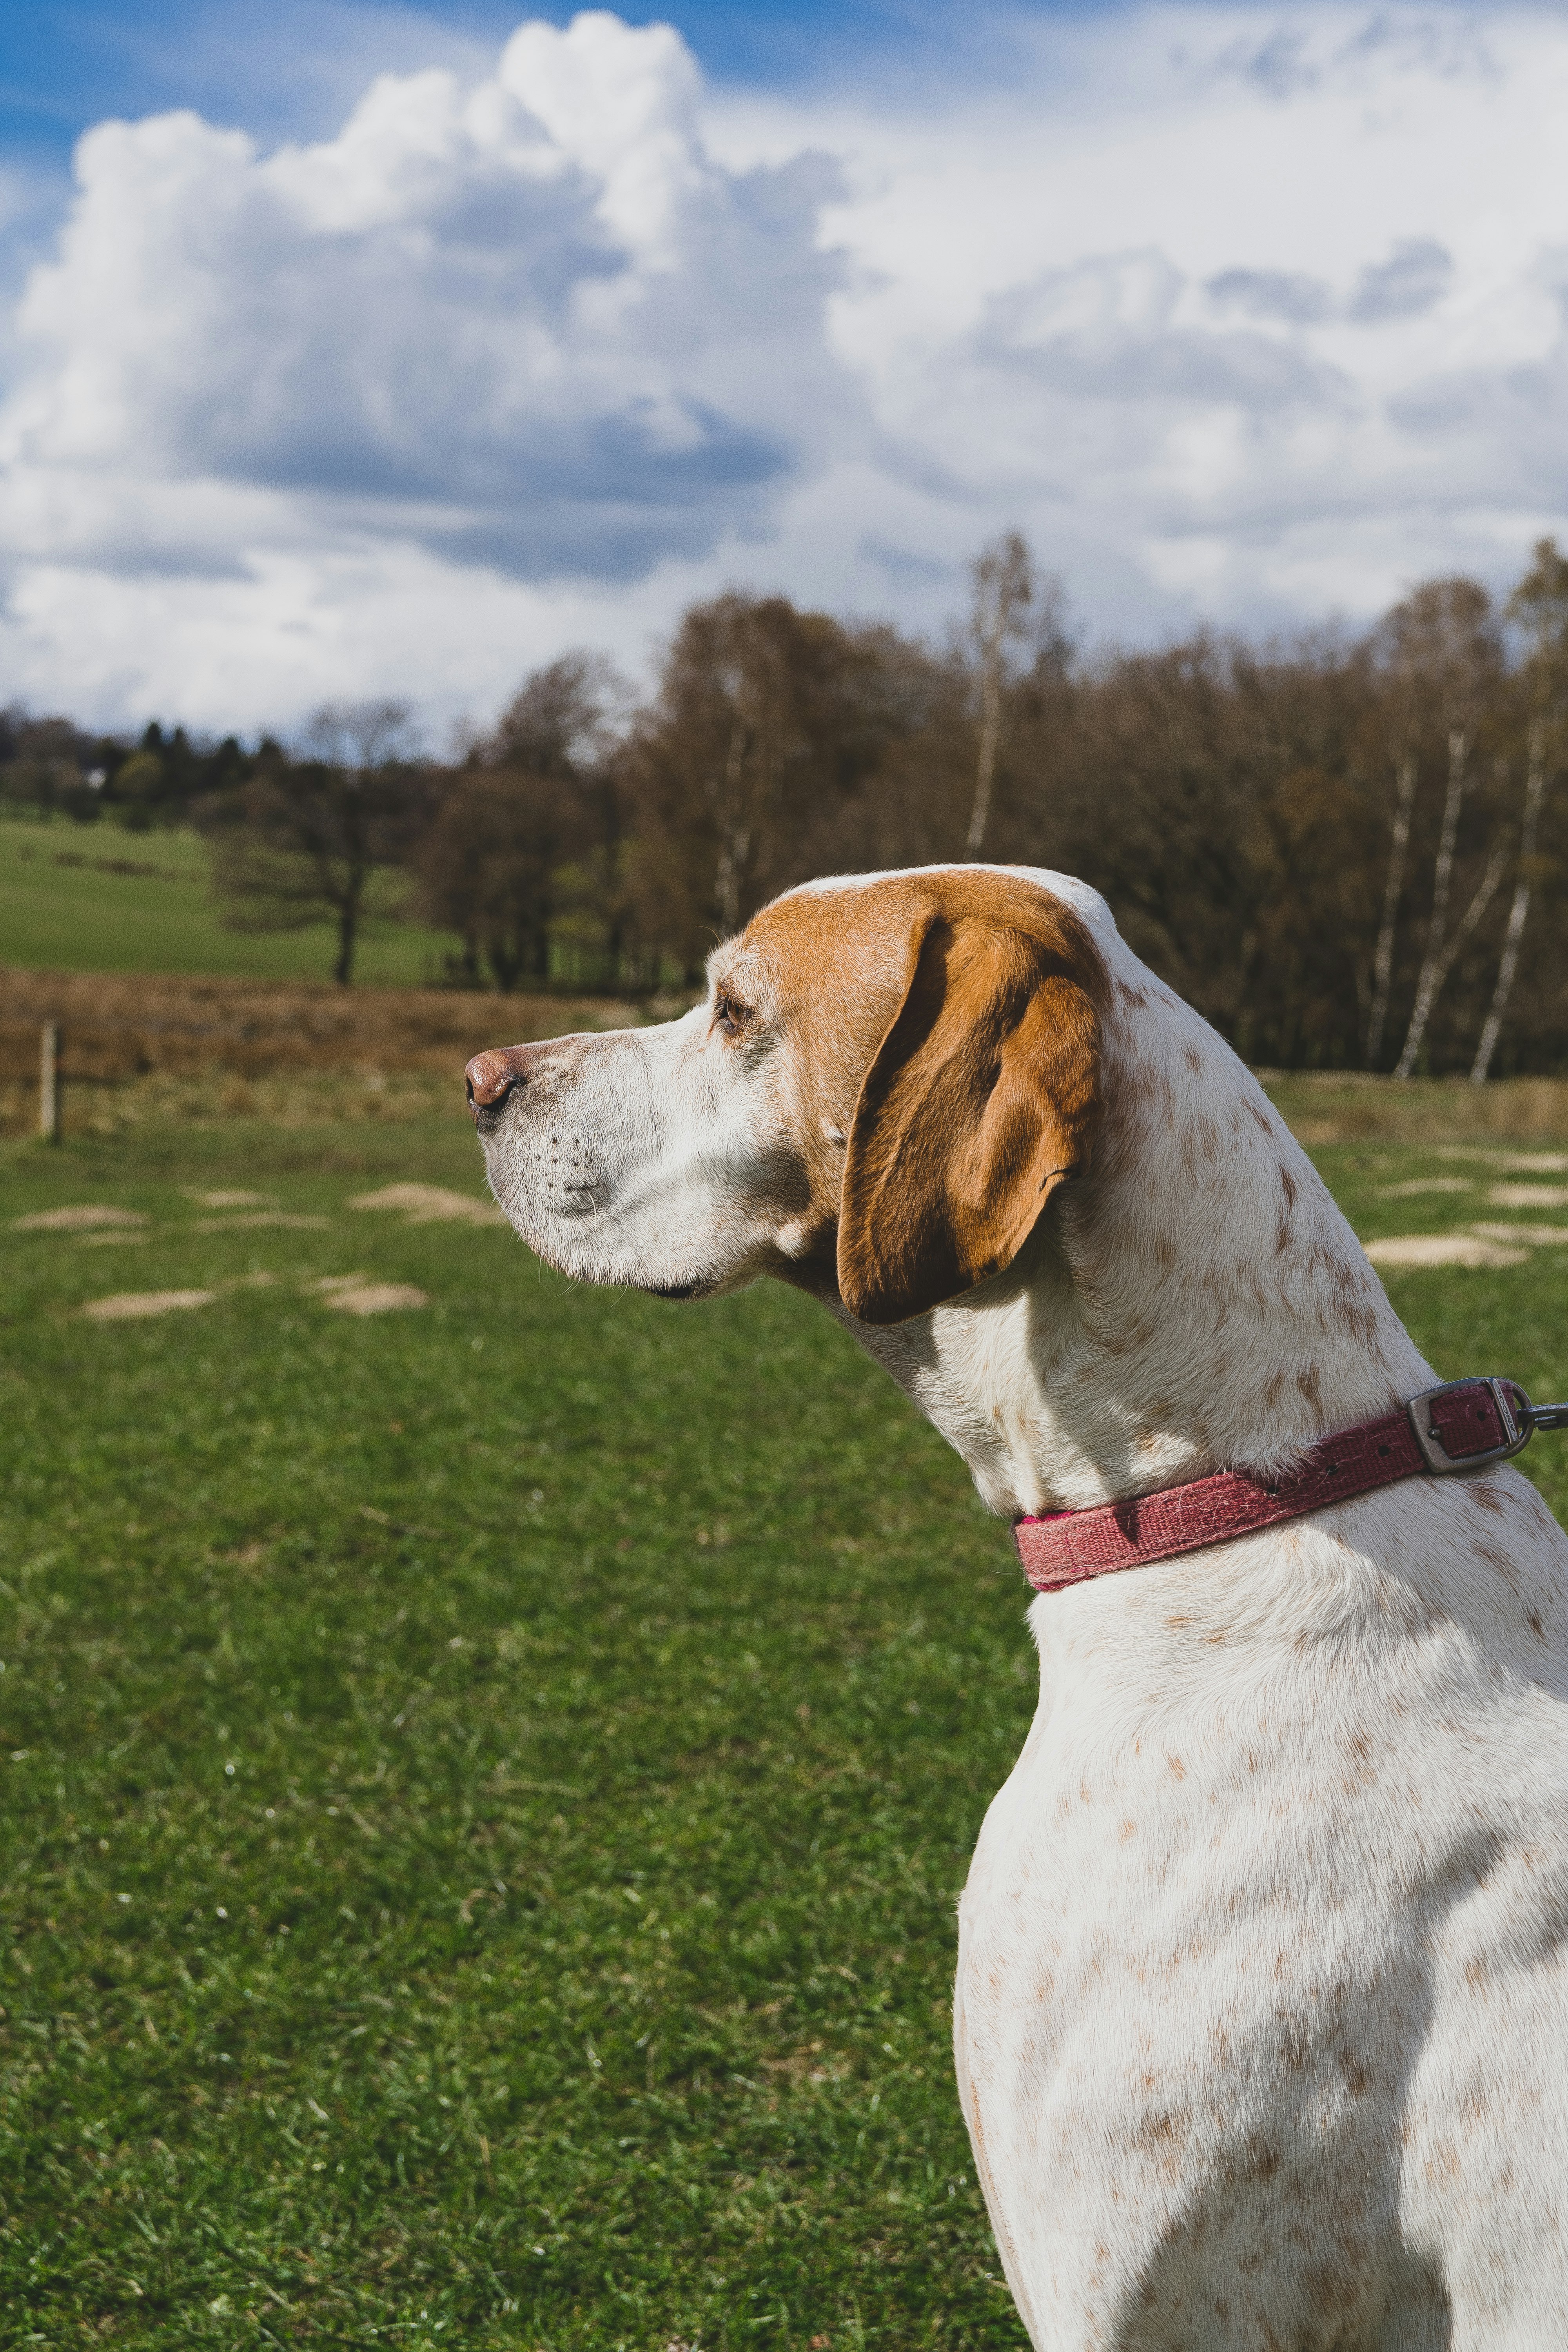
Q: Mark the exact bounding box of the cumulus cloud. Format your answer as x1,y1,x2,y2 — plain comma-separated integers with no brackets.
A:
3,15,849,590
1350,238,1455,322
978,250,1334,409
1205,269,1332,324
4,3,1568,730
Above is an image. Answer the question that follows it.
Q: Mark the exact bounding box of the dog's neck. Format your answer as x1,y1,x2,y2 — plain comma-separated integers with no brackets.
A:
840,964,1431,1522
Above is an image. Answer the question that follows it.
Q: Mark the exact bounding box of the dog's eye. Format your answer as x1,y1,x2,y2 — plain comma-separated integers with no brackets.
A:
713,993,747,1036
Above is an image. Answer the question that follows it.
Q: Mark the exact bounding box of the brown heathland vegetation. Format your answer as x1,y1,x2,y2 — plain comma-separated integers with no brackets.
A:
1262,1072,1568,1147
3,964,1565,1148
0,966,661,1136
0,966,643,1085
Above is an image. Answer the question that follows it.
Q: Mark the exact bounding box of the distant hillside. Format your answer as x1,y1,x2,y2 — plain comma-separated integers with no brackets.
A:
0,816,460,985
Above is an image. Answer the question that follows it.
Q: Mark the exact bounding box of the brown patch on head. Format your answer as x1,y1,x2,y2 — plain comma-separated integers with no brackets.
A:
737,872,1105,1323
832,874,1104,1323
710,878,932,1279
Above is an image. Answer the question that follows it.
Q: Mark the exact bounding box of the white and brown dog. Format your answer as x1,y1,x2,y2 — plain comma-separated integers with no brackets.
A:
465,866,1568,2350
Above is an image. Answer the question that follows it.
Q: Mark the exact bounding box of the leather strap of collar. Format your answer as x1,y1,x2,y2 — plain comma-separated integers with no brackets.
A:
1013,1377,1538,1594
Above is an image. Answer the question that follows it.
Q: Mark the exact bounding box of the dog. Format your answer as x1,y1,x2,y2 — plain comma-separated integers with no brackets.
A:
465,865,1568,2349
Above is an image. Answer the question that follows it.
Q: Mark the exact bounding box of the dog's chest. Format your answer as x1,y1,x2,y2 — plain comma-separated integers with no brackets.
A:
953,1619,1568,2348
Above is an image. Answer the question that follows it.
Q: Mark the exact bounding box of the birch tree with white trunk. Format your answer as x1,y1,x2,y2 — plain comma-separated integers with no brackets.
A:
1471,538,1568,1083
1365,667,1421,1068
964,532,1051,857
1390,581,1503,1080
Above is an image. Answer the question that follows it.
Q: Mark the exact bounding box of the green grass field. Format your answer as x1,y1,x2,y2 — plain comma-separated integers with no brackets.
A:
0,817,460,987
2,1104,1565,2348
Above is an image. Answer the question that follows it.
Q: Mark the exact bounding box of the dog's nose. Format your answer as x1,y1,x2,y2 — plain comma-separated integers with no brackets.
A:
465,1047,527,1116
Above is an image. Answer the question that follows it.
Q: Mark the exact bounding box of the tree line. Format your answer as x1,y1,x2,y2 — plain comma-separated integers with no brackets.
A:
3,536,1565,1077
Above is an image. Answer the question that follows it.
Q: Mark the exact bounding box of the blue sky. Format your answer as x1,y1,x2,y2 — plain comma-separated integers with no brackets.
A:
2,0,1568,735
1,0,1091,165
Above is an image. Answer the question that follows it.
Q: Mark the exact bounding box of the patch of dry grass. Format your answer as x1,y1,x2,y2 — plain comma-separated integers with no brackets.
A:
0,1066,468,1140
6,965,1564,1151
0,965,656,1136
1259,1072,1568,1147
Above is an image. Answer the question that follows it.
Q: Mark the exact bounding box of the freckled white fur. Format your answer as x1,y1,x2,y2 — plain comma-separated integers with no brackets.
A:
475,866,1568,2349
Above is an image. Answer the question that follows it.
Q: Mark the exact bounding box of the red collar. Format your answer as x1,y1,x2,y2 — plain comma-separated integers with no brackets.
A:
1014,1377,1565,1594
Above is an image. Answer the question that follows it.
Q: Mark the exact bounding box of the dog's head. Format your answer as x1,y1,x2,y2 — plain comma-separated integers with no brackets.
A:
466,867,1107,1325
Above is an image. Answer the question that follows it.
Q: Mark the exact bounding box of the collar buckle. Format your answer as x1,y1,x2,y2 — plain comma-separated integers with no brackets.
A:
1408,1377,1534,1474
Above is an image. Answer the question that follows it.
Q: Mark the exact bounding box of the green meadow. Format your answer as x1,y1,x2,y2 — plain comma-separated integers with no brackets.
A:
1,1094,1565,2348
0,818,458,987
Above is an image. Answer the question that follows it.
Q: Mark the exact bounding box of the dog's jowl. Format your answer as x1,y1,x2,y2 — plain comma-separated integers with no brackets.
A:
467,863,1568,2352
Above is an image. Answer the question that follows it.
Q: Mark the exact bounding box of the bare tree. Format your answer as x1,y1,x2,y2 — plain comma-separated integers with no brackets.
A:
1390,584,1502,1079
414,656,627,990
483,653,626,777
651,596,808,939
1472,539,1568,1082
416,768,587,990
1365,659,1421,1067
1393,821,1510,1078
202,699,421,985
305,700,417,775
964,532,1060,856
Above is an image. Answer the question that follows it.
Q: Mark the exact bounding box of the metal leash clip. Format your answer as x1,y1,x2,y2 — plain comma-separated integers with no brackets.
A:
1409,1377,1568,1474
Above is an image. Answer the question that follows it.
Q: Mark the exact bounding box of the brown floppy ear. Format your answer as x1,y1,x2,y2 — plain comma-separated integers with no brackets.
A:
837,887,1102,1325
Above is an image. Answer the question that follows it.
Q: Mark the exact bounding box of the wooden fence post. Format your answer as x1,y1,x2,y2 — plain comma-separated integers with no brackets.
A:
40,1021,61,1144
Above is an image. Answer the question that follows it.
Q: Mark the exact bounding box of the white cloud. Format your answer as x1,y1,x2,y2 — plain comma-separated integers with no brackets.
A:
4,4,1568,732
4,16,848,593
